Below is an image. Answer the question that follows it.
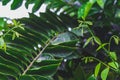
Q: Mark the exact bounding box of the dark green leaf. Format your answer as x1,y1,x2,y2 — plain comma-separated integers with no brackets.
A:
0,73,8,80
2,0,10,5
87,74,96,80
27,64,60,76
19,75,36,80
11,0,23,10
0,18,6,30
32,0,44,12
32,75,49,80
73,65,86,80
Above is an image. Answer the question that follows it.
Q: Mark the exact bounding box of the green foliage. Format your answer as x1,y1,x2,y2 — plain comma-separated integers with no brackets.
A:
1,0,120,80
101,68,109,80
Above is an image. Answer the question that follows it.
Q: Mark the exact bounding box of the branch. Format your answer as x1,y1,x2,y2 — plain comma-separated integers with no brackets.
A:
22,35,57,75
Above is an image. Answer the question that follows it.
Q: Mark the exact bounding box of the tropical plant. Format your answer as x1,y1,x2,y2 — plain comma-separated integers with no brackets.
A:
0,0,120,80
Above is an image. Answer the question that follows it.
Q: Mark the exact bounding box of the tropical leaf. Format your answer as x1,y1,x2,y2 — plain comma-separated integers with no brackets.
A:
0,10,80,79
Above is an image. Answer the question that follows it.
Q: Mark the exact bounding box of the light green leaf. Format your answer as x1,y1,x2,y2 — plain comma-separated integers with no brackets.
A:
109,52,117,60
15,32,20,38
113,35,119,45
78,0,96,20
94,63,101,77
101,68,109,80
97,0,106,9
0,37,5,48
12,32,16,40
96,43,108,51
108,62,119,69
93,36,101,45
85,21,93,25
83,37,93,48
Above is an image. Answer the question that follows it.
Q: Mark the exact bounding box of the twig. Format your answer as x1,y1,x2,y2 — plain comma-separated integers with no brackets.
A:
22,35,57,75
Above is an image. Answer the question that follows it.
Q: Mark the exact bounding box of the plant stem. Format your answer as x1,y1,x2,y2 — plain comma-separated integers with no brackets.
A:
22,35,57,75
2,26,17,38
88,57,117,72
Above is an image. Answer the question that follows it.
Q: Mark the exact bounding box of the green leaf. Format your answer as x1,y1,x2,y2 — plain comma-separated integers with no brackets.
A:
0,18,6,30
83,37,93,48
45,45,76,58
0,74,8,80
78,0,96,20
27,64,60,76
94,63,101,77
2,0,10,5
113,35,119,45
85,21,93,25
97,0,106,9
25,0,35,9
12,32,16,40
32,0,44,12
93,36,101,45
87,74,96,80
109,52,117,60
78,3,86,19
11,0,23,10
32,75,49,80
0,37,5,48
96,43,108,51
73,65,86,80
108,62,119,69
19,75,36,80
101,68,109,80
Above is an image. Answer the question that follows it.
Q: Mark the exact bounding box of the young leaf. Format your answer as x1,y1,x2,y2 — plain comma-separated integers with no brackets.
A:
113,35,119,45
85,21,93,25
0,37,5,48
109,52,117,60
96,43,108,51
108,62,119,69
83,37,93,48
101,68,109,80
12,32,16,40
94,63,101,77
97,0,106,9
93,36,101,45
